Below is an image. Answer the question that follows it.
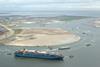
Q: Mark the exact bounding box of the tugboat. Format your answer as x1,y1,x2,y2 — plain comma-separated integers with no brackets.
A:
14,49,64,60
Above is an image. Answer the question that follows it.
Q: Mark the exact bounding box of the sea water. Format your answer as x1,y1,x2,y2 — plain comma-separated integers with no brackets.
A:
0,14,100,67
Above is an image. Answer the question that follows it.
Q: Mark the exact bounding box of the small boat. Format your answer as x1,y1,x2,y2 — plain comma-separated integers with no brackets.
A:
86,43,91,47
58,46,71,50
14,49,64,60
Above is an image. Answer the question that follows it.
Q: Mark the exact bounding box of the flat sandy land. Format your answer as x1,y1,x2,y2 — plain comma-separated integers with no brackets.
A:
94,21,100,27
7,29,80,46
0,23,14,40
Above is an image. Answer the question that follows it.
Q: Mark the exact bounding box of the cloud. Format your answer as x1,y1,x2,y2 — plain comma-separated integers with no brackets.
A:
0,0,100,11
0,0,99,4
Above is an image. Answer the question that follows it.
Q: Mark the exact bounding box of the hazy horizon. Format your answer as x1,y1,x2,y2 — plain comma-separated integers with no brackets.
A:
0,0,100,17
0,0,100,11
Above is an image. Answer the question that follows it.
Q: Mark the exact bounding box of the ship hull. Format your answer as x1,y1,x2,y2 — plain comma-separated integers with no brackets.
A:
15,53,63,60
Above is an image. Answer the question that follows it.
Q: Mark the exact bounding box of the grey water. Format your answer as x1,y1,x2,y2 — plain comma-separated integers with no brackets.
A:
0,10,100,17
0,16,100,67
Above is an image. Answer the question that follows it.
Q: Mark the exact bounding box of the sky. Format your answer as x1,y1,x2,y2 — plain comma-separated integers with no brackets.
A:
0,0,100,11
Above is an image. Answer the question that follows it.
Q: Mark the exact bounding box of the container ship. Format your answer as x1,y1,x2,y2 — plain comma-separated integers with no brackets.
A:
14,49,64,60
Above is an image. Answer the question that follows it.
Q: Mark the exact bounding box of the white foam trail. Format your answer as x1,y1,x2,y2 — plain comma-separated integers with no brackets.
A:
23,22,36,24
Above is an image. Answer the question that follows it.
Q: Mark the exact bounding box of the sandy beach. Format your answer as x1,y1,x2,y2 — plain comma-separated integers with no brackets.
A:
7,29,80,46
94,20,100,27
